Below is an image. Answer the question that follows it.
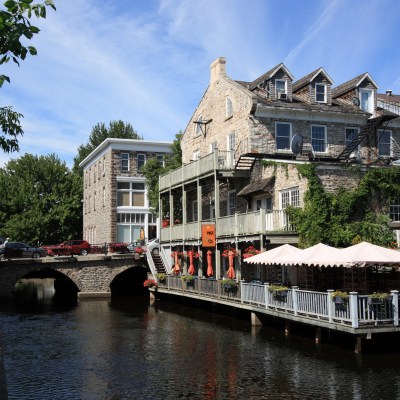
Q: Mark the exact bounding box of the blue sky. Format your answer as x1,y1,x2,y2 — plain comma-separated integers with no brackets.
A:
1,0,400,168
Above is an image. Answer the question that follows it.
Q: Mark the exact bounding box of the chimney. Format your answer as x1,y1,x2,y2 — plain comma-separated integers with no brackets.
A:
210,57,226,85
386,90,392,96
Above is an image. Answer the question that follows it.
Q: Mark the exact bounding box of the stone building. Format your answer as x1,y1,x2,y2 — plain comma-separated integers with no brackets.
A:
159,57,400,279
80,138,171,244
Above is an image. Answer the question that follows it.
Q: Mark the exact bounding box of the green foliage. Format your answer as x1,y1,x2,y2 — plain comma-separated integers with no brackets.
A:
73,120,142,172
369,292,389,300
0,153,82,244
286,165,400,248
0,0,56,153
331,290,349,301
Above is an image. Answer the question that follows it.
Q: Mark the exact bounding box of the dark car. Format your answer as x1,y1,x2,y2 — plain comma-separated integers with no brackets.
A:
0,242,48,260
46,240,91,256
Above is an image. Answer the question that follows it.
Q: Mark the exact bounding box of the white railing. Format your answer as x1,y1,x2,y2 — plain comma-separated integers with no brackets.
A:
160,246,172,274
158,278,400,330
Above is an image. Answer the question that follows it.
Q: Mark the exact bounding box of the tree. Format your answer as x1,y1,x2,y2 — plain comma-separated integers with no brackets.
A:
73,120,142,172
141,132,182,213
0,0,56,153
0,153,82,244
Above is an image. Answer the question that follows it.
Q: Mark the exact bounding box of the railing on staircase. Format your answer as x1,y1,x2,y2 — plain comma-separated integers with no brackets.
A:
145,251,158,277
160,246,172,274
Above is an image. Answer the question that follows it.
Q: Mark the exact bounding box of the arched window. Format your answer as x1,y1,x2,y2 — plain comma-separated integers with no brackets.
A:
226,96,233,118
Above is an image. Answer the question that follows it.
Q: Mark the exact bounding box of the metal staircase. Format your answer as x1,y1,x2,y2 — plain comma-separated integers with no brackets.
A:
338,115,397,160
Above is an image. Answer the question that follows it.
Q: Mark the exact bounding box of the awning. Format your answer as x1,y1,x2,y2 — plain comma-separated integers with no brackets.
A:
237,177,275,197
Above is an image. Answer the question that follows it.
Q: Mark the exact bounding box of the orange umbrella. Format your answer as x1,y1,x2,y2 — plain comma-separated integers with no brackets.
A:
207,250,213,277
227,250,236,279
188,251,195,275
173,252,180,275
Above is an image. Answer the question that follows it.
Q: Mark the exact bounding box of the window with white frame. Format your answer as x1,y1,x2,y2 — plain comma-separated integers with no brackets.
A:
390,197,400,222
252,196,272,211
210,141,218,153
377,129,392,157
228,190,236,215
227,132,236,151
226,96,233,118
137,154,146,171
192,200,198,222
311,125,327,152
195,115,202,136
315,83,327,103
121,153,129,172
192,150,200,161
275,79,287,99
275,122,292,150
360,89,373,113
280,187,300,209
117,181,146,207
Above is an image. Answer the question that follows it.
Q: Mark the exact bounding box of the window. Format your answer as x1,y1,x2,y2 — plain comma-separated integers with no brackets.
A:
280,187,300,209
117,181,146,207
195,115,202,136
311,125,327,152
377,129,392,157
137,154,146,171
345,127,359,149
276,122,292,150
192,150,200,161
227,132,236,151
390,197,400,222
275,79,287,99
315,83,326,103
360,89,373,113
226,96,233,118
210,141,218,153
228,190,236,215
192,200,198,222
156,155,164,167
121,153,129,172
253,196,272,211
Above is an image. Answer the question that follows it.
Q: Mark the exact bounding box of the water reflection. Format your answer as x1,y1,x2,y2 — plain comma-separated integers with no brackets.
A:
1,290,400,399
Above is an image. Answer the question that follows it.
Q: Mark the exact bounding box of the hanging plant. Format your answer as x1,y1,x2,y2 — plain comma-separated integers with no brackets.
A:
221,247,238,257
242,245,261,258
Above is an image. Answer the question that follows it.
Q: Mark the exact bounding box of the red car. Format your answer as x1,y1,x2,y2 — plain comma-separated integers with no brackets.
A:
46,240,91,256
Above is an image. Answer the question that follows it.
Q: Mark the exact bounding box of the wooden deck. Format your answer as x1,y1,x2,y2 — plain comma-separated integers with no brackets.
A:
154,276,400,338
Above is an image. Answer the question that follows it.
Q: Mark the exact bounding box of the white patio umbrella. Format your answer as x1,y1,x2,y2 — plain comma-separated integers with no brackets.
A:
244,244,301,265
337,241,400,267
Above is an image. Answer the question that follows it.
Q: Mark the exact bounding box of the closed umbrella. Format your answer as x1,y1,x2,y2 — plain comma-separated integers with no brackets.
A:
188,251,195,275
227,250,236,279
207,250,213,277
173,252,180,275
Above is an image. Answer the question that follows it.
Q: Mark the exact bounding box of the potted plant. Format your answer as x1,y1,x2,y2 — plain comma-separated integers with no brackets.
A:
220,279,238,294
221,247,238,258
181,274,195,287
368,292,390,305
242,245,261,259
162,219,169,227
331,290,349,304
143,279,158,289
157,273,166,283
269,284,289,302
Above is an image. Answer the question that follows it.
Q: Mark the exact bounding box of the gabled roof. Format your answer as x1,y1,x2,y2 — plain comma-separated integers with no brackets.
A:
237,176,275,197
249,63,295,90
292,67,333,92
332,72,378,98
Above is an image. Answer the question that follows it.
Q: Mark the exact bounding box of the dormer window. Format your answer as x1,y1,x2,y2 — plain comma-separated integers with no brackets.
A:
275,80,287,99
360,89,374,113
315,83,327,103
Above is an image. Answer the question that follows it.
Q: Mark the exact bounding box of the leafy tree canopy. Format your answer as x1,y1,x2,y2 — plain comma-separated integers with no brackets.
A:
73,120,142,172
0,153,82,245
141,132,182,214
0,0,56,153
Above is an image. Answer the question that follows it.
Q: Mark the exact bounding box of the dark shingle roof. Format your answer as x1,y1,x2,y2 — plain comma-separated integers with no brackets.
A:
248,63,294,90
292,67,333,92
332,72,377,98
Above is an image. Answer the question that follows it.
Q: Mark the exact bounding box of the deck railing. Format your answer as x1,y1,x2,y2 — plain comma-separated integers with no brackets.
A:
155,276,400,329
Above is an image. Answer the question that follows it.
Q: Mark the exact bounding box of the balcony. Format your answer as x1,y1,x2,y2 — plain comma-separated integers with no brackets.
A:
160,209,297,243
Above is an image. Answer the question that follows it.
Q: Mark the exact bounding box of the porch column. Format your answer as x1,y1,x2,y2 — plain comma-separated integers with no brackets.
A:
265,283,270,309
349,291,359,328
391,290,399,326
327,290,334,323
197,180,202,240
214,174,220,278
292,286,299,316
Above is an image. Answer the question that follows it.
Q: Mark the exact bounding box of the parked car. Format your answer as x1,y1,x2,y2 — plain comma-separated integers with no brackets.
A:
46,240,91,256
146,238,160,254
127,241,141,253
0,242,48,260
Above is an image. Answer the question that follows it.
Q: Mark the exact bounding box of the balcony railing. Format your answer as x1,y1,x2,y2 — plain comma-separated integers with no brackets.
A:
160,209,296,242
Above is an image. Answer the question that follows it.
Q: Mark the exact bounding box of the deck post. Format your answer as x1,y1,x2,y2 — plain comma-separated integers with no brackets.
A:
285,320,290,336
251,312,262,326
355,336,362,353
391,290,399,326
327,290,334,323
265,283,270,309
349,292,359,328
292,286,299,316
240,280,244,304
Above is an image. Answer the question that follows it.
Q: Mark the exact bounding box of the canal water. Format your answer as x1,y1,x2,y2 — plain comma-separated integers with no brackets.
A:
1,281,400,399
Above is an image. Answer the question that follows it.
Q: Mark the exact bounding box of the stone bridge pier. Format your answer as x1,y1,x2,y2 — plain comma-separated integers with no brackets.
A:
0,254,147,299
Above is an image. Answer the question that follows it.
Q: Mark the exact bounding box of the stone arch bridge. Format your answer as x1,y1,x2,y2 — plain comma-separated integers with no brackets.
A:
0,254,148,299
